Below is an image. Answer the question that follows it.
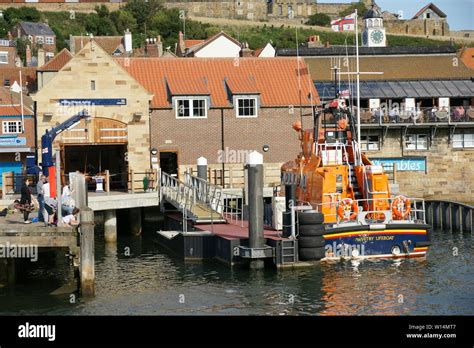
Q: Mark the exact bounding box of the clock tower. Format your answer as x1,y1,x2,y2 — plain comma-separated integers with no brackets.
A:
362,1,386,48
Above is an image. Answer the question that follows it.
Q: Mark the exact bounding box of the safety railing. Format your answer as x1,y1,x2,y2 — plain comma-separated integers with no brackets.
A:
222,191,244,227
160,171,196,214
184,171,223,214
310,196,426,226
357,106,474,125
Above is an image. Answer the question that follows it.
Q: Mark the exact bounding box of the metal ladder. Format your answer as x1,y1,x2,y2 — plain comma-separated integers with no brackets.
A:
280,239,298,264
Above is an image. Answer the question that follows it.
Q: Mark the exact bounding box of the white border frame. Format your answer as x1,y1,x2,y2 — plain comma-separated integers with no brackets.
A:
235,97,258,118
174,97,208,119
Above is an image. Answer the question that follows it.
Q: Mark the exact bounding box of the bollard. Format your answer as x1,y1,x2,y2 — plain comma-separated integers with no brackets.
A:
285,184,296,212
197,157,208,181
247,151,264,270
80,207,95,296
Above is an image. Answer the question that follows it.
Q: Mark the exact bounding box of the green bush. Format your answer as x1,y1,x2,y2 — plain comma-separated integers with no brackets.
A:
306,13,331,27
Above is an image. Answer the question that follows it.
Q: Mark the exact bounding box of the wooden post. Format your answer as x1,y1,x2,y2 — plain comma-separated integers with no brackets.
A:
1,172,7,199
229,167,233,188
80,207,95,296
105,170,110,193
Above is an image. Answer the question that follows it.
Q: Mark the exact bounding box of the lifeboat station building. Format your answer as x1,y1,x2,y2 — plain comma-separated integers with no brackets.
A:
33,42,153,190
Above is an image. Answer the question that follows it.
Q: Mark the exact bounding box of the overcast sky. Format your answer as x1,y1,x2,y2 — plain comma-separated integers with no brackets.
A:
323,0,473,31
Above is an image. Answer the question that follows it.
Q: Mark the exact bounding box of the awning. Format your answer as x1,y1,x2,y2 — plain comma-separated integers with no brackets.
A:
315,79,474,100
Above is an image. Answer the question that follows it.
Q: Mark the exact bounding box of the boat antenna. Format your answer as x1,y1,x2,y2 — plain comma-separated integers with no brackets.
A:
296,26,303,127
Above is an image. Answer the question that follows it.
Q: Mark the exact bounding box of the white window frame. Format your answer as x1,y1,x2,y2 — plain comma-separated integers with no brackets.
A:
0,51,8,64
2,121,23,134
45,36,54,45
175,98,208,119
360,133,380,151
405,134,429,151
453,133,474,149
35,36,44,44
235,97,258,118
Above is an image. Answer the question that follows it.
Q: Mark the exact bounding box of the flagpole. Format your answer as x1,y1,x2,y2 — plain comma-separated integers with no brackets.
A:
355,9,361,154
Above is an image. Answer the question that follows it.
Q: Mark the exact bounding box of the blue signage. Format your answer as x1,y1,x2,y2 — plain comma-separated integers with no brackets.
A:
0,137,26,147
58,98,127,106
371,157,427,172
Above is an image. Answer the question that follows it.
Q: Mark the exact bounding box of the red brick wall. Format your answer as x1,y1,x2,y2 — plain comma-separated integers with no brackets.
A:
0,116,35,149
150,106,313,166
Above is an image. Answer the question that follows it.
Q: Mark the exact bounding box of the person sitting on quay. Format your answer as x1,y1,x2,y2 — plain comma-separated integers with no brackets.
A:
62,207,80,227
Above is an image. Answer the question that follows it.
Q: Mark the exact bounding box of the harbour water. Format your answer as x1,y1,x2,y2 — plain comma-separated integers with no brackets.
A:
1,224,473,316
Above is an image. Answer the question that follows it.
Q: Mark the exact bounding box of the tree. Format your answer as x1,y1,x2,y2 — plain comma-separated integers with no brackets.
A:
4,7,41,26
0,18,9,38
339,1,369,17
124,0,162,32
110,10,137,34
306,13,331,27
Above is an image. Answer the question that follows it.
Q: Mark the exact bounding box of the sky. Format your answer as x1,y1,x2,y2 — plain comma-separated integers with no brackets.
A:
322,0,474,31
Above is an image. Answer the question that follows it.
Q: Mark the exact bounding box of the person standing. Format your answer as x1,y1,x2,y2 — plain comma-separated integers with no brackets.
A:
36,175,47,223
20,178,33,224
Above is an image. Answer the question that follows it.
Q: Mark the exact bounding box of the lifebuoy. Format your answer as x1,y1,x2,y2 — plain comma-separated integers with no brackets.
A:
392,195,411,220
337,198,359,220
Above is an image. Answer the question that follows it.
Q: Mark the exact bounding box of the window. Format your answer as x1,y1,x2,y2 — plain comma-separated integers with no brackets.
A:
405,134,428,150
0,52,8,64
175,99,207,118
45,36,54,45
360,134,380,151
91,80,96,91
4,79,10,87
453,133,474,149
278,5,282,16
236,98,257,117
35,36,44,44
2,121,22,134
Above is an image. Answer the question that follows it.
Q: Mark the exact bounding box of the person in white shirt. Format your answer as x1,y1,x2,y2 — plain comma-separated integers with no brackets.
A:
62,207,80,226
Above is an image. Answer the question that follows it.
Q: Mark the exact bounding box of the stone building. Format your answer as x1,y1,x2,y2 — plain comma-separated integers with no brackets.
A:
32,41,153,189
278,43,474,202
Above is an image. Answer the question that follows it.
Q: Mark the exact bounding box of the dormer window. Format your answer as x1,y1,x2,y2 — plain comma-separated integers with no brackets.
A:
235,97,258,118
175,98,207,118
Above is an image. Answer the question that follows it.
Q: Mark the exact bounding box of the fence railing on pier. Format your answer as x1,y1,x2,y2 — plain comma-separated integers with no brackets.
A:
424,200,473,233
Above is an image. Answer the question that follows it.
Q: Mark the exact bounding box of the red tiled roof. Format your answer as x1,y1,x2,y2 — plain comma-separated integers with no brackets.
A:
0,67,37,93
184,39,205,49
460,47,474,70
166,77,210,95
225,76,259,94
38,48,73,71
115,57,320,108
253,47,265,57
72,36,123,55
0,87,33,115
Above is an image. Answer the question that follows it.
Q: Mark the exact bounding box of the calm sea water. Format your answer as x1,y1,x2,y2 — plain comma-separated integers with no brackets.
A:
1,224,473,315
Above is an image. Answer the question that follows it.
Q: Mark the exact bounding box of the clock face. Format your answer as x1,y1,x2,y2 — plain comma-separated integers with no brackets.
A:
370,29,384,44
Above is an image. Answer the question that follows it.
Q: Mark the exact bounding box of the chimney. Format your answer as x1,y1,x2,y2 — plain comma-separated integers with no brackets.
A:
25,45,32,66
124,28,132,53
37,48,45,67
240,42,253,57
307,35,322,48
178,31,185,56
145,37,159,57
157,35,163,57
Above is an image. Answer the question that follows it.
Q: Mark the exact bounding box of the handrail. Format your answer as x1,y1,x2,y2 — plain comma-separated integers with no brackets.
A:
184,171,224,214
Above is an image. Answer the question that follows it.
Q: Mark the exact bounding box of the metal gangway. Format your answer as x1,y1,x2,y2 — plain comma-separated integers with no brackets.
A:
160,171,226,224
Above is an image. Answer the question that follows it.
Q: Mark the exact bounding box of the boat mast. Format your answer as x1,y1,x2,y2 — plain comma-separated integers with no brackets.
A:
355,9,361,147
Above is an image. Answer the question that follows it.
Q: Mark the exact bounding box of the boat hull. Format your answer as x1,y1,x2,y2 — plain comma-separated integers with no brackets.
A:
322,223,431,260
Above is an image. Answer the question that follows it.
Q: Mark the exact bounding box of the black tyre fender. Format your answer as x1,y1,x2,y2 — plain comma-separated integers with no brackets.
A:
298,236,325,248
298,224,326,237
298,211,324,225
299,247,326,261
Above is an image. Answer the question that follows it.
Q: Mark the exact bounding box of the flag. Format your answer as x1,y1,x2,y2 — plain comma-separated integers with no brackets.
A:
331,13,356,32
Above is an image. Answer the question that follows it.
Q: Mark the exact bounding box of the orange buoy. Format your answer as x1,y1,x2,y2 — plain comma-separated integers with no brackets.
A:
337,118,348,130
392,195,411,220
337,198,359,220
